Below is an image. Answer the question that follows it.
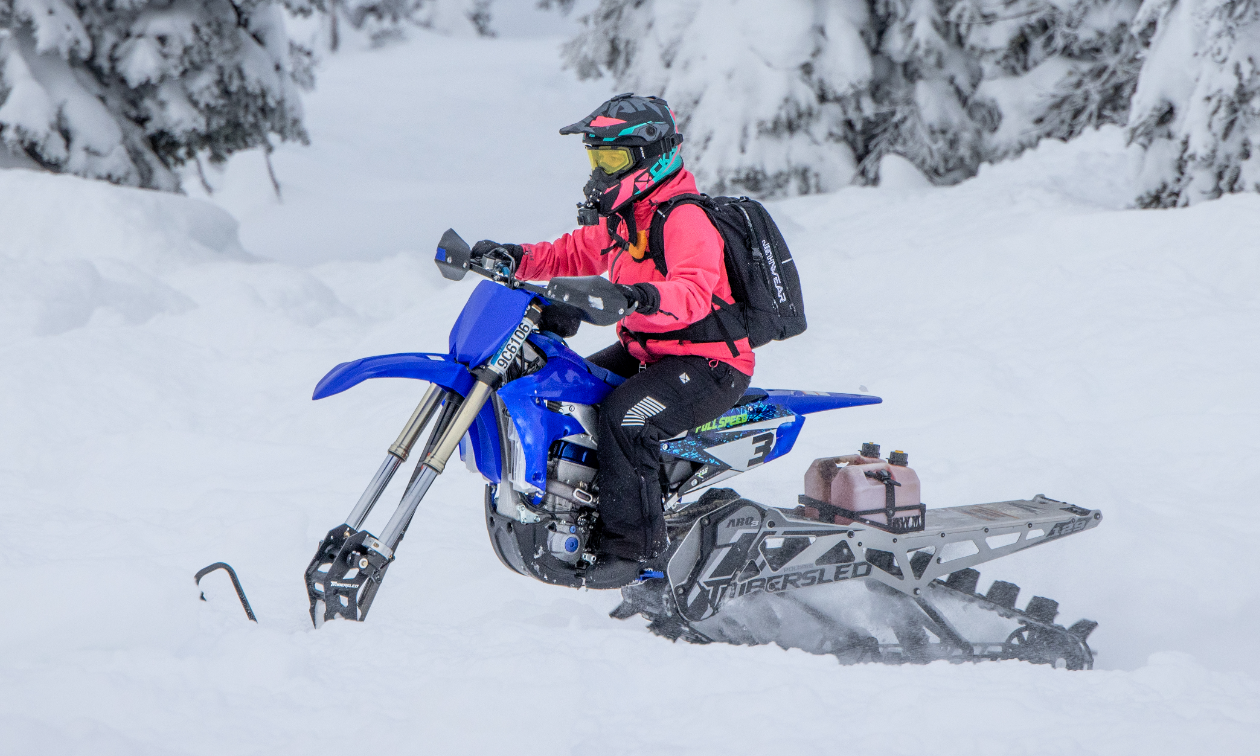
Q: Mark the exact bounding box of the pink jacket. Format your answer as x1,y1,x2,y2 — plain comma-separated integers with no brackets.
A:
518,170,755,375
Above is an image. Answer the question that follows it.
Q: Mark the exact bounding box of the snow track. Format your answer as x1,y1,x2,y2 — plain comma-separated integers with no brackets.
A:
1,25,1258,756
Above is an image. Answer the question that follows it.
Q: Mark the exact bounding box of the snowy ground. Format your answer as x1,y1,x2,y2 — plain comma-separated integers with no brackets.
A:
2,17,1259,756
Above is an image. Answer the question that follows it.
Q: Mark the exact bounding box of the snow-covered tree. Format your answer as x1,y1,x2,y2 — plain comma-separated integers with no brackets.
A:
1030,5,1146,143
326,0,494,49
0,1,309,191
862,0,988,184
564,0,1144,194
956,0,1142,155
1128,0,1260,206
564,0,876,195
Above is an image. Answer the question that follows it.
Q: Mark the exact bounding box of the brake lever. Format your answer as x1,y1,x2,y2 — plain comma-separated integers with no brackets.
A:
487,247,518,278
466,259,549,298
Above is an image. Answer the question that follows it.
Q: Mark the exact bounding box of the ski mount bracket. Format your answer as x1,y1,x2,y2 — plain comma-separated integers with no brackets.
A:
304,525,394,626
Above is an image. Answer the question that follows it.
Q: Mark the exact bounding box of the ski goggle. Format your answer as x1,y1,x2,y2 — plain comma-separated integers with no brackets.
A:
586,146,635,175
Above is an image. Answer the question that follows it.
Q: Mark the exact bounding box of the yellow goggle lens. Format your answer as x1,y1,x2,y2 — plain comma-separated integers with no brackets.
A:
587,147,633,175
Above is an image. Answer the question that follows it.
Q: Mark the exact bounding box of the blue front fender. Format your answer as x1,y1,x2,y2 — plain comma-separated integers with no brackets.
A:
312,353,503,482
313,353,476,400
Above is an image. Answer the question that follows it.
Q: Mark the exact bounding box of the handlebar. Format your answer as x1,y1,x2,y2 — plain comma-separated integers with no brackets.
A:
435,228,632,327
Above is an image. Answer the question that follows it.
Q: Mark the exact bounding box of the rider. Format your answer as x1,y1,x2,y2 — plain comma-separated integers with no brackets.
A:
472,93,753,563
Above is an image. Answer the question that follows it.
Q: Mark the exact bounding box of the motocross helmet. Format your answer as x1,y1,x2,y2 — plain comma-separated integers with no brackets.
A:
562,93,684,224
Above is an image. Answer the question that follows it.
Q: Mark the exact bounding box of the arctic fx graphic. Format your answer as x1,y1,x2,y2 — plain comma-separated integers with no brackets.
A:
286,230,1102,668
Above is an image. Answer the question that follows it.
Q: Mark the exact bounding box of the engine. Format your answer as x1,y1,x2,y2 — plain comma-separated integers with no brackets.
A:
542,439,599,563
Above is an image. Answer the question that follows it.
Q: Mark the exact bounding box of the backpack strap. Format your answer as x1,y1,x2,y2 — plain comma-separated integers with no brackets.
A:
601,205,637,256
645,193,709,277
627,193,747,358
708,295,742,358
621,296,744,358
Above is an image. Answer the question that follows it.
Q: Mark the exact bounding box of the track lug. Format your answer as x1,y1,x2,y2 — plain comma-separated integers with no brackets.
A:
909,550,933,578
1068,619,1099,641
944,568,980,594
987,580,1020,608
1025,596,1060,623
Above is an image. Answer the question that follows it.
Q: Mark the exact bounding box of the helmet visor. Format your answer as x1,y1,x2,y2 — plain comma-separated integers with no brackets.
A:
586,146,634,175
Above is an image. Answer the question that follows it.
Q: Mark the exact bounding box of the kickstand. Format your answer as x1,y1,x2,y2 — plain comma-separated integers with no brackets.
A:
195,562,257,622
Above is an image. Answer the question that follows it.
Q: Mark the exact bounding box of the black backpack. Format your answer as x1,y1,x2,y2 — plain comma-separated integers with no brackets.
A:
633,193,806,354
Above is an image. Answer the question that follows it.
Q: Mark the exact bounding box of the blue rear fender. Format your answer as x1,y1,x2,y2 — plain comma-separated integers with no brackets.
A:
763,390,881,463
762,390,882,415
658,388,881,469
734,390,881,465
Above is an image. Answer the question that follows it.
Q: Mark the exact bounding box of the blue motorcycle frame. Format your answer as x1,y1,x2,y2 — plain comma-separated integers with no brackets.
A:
302,231,880,626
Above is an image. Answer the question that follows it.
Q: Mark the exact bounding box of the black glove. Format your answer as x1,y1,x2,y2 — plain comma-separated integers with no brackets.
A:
616,283,660,316
540,303,583,338
471,240,524,267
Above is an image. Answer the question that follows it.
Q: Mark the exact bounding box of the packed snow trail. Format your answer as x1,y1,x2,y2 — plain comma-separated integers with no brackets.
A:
2,25,1258,756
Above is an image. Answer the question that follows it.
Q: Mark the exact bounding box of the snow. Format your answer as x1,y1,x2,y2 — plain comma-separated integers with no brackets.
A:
196,29,610,265
877,153,933,189
2,19,1260,756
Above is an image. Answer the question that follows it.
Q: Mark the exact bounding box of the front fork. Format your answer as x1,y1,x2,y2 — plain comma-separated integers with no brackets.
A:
305,305,542,626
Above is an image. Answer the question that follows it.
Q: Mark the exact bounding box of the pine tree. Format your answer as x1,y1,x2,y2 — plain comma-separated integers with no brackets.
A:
1128,0,1260,206
863,0,986,183
945,0,1139,156
1031,3,1145,144
329,0,495,48
564,0,878,196
564,0,1146,194
0,1,309,191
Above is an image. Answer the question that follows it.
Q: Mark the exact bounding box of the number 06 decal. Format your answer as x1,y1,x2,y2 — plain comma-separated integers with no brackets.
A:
746,432,775,467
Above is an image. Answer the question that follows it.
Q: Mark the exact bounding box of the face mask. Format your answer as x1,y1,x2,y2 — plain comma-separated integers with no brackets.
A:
577,170,620,226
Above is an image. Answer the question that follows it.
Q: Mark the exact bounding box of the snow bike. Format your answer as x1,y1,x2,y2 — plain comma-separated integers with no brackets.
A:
302,230,1103,668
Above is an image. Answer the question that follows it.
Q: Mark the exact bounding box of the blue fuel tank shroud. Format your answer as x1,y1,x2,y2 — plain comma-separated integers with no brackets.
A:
495,332,621,490
449,280,537,368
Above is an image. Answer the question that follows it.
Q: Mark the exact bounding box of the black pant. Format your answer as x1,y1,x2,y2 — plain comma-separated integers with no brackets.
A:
587,343,752,560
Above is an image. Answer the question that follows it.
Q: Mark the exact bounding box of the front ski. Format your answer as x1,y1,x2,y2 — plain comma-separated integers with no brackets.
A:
195,562,257,622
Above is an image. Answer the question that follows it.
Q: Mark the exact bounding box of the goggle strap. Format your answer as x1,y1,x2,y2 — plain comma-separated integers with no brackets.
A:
640,134,682,159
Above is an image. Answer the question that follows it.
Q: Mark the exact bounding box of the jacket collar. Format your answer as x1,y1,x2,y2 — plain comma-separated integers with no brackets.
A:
633,169,698,222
